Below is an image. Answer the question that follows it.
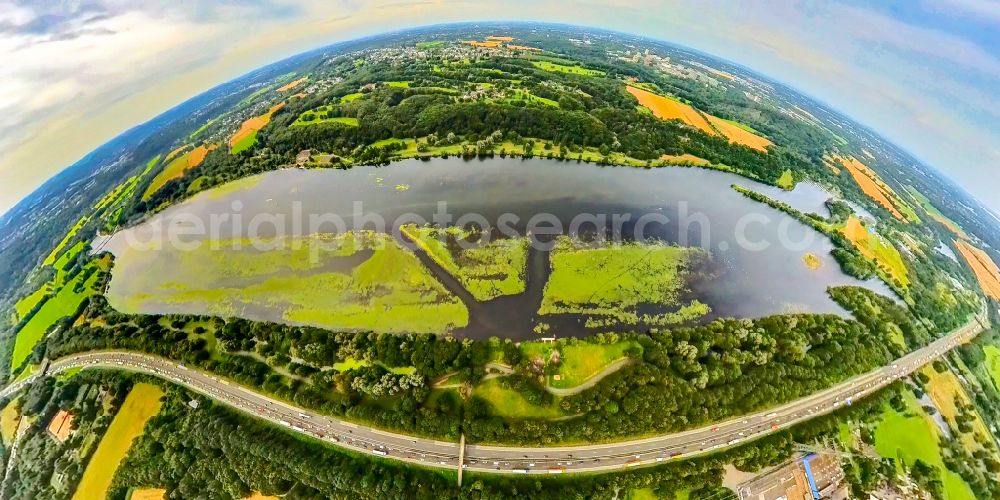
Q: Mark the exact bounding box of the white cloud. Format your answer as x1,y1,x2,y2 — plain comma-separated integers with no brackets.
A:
0,0,997,215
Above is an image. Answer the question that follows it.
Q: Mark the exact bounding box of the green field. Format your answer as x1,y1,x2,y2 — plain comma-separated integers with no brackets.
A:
873,391,976,500
904,186,967,237
472,379,563,419
985,346,1000,390
292,106,359,127
507,89,558,107
230,131,257,154
776,169,795,190
107,232,468,334
341,92,364,103
10,263,103,370
72,384,164,500
386,81,411,88
521,340,640,388
42,215,89,266
531,61,605,77
400,225,529,301
539,237,705,326
416,41,444,49
13,286,50,321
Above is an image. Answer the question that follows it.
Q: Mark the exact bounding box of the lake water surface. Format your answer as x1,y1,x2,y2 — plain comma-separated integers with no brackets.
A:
102,158,894,339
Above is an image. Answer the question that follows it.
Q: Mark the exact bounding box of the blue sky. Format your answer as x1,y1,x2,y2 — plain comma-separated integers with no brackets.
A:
0,0,997,215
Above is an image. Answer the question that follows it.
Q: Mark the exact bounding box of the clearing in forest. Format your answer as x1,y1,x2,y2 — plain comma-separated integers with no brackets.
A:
520,340,641,388
230,102,286,154
72,384,164,500
142,144,215,200
954,240,1000,299
841,216,909,287
626,85,715,135
400,224,529,301
472,378,563,419
832,155,915,222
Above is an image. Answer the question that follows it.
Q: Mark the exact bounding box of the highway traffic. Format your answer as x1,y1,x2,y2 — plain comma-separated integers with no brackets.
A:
0,309,986,475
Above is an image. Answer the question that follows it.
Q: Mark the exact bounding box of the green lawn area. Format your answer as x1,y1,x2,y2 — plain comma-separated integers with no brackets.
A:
873,391,976,500
521,340,641,388
531,60,605,77
776,169,795,190
539,237,707,327
73,383,164,500
10,264,102,371
508,89,558,107
400,225,529,301
107,232,468,334
386,81,411,88
473,379,563,419
341,92,364,102
292,105,359,127
626,488,657,500
984,346,1000,391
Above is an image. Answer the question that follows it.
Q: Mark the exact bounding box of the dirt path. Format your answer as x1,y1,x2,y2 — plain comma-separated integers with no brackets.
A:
545,357,634,396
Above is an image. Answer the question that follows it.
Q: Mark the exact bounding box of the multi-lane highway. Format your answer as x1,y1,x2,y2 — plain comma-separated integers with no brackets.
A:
0,309,986,475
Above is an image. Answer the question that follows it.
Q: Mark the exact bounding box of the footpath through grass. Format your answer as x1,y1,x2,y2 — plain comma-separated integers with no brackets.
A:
73,383,164,500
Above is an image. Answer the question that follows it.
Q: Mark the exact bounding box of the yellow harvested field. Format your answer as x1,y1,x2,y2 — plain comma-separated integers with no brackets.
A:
843,216,909,287
660,153,710,166
706,115,773,151
277,77,307,92
230,102,286,149
163,145,187,163
142,144,216,200
73,384,164,500
835,155,907,221
954,240,1000,299
130,488,166,500
626,86,716,135
463,40,501,48
1,401,19,444
921,366,992,451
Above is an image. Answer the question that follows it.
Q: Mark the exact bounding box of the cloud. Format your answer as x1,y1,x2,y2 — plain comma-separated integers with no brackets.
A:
0,0,998,215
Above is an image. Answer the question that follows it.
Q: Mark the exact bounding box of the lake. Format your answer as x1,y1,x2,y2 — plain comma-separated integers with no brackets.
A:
101,157,894,339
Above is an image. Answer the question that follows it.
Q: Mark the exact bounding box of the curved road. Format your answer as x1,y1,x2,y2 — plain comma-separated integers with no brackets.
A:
1,309,987,475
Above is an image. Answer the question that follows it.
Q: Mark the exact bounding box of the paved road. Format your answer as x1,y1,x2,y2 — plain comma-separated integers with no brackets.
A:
0,310,986,475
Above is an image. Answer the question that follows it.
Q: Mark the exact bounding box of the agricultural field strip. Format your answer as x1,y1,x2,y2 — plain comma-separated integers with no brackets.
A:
0,306,985,475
